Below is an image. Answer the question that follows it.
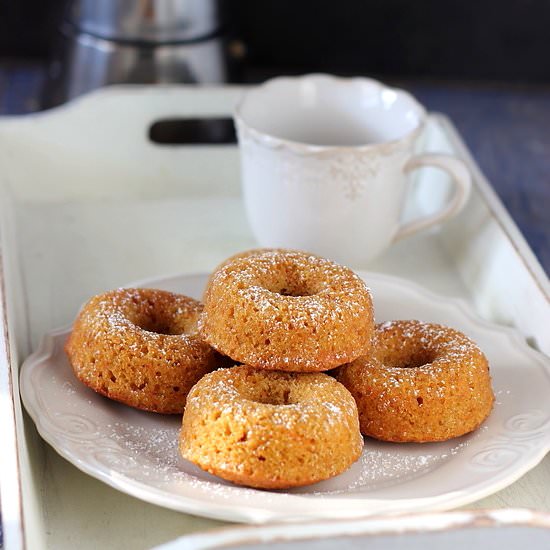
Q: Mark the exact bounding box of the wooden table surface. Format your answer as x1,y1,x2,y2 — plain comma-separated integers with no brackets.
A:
0,61,548,274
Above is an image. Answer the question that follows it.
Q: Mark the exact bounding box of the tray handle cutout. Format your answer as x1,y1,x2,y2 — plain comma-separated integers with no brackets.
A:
148,117,236,145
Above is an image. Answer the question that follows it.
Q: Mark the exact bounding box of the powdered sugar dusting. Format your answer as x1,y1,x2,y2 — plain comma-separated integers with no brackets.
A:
106,420,182,479
293,428,488,496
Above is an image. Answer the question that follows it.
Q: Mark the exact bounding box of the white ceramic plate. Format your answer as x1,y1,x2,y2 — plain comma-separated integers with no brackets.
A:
20,272,550,523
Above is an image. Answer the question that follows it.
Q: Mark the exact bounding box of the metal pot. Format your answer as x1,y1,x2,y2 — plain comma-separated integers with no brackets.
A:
68,0,223,42
44,0,232,107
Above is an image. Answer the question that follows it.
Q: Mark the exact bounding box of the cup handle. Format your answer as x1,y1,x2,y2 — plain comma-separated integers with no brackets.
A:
393,153,472,242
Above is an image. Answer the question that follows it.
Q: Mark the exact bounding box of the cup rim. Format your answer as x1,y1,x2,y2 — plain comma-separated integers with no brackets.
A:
233,74,427,154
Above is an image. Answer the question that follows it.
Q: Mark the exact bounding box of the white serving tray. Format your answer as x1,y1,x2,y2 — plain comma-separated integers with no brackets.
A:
0,85,549,550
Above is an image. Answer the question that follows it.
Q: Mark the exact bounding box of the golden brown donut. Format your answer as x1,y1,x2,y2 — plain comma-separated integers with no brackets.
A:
335,320,494,442
179,365,363,489
199,249,375,371
65,288,222,414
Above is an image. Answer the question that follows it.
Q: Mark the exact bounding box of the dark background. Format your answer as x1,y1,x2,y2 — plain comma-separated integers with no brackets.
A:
1,0,550,83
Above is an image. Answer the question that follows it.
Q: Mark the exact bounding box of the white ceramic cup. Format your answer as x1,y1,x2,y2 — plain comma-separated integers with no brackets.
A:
234,74,471,266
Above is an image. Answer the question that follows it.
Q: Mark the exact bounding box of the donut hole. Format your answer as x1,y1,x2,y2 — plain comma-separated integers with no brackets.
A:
253,264,322,298
133,309,199,336
277,286,312,297
138,318,176,335
118,290,203,336
381,349,437,370
247,386,294,406
234,375,297,406
267,278,316,298
375,329,442,370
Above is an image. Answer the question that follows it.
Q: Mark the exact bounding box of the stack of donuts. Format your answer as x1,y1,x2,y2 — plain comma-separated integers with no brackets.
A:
65,249,494,489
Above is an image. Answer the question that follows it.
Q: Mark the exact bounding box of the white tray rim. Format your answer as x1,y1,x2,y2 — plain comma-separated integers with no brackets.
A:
0,249,25,550
434,115,549,299
154,508,550,550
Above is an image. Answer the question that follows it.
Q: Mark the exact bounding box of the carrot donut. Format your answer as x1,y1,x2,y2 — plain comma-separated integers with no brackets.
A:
335,320,494,442
179,365,363,489
65,288,222,414
199,249,375,371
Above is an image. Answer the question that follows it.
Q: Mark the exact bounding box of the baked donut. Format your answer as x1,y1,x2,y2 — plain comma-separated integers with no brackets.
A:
199,249,374,371
335,320,494,442
179,365,363,489
65,288,222,414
